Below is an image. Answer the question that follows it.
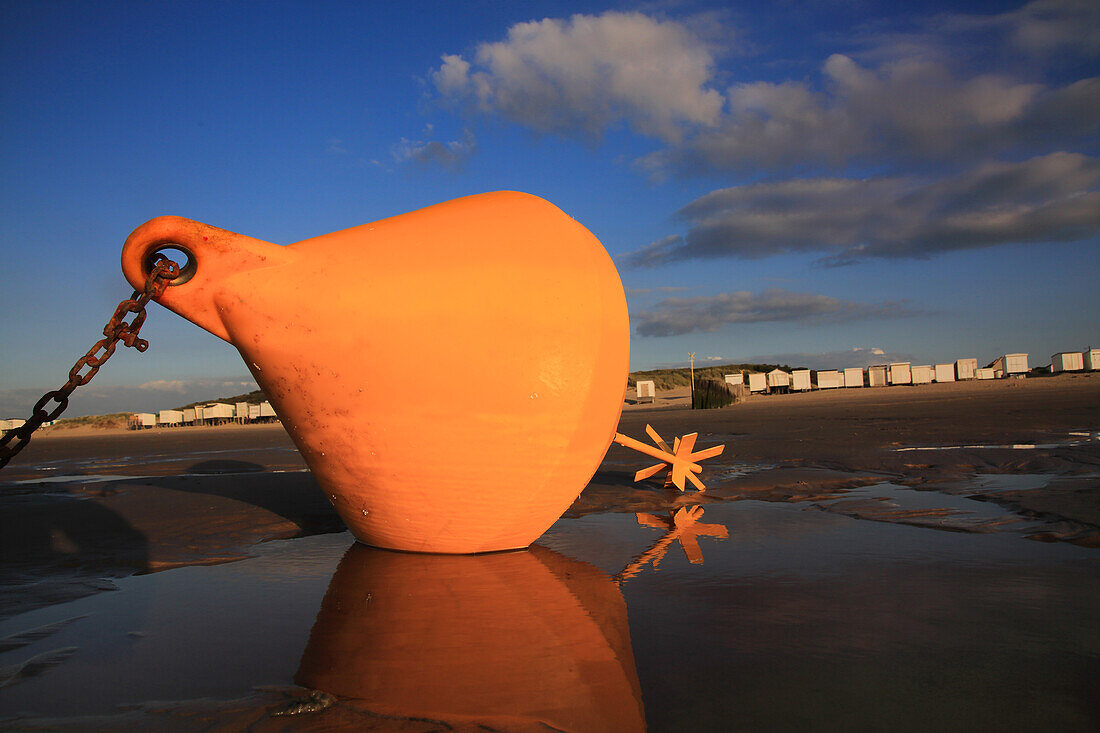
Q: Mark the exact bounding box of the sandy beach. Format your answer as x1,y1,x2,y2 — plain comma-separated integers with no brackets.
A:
1,372,1097,729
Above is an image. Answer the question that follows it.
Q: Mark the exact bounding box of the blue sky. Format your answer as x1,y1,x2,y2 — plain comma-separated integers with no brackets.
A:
2,0,1098,416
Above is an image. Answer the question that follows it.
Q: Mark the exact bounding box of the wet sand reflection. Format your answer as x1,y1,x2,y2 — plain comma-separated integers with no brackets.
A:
295,542,647,731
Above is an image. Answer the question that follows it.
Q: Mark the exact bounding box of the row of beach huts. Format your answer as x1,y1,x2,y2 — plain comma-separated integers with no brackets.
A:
0,400,280,435
634,347,1099,400
727,349,1098,395
126,401,279,429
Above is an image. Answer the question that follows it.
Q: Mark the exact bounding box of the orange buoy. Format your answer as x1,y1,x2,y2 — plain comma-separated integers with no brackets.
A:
121,192,630,553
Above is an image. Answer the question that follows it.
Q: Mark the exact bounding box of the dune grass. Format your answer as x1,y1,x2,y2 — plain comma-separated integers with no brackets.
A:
176,389,268,410
629,363,792,390
48,413,131,430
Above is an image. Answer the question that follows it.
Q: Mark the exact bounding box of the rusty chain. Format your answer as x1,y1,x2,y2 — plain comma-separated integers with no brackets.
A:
0,255,181,470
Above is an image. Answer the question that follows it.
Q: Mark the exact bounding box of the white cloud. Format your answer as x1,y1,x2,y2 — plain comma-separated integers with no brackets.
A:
0,377,259,418
393,128,477,170
642,53,1096,174
624,284,690,295
624,152,1100,266
947,0,1100,57
138,379,190,392
432,11,723,142
632,288,920,337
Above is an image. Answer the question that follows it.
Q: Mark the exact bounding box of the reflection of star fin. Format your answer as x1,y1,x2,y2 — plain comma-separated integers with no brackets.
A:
679,533,704,564
635,513,669,529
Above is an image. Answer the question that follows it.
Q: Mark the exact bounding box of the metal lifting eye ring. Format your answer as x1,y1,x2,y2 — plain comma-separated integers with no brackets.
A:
143,244,196,286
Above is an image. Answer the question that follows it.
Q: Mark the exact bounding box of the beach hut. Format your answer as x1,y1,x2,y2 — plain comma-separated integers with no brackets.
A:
955,358,977,380
130,412,156,429
724,373,743,387
0,418,25,433
202,403,234,424
182,407,197,425
766,368,790,393
815,370,843,389
235,402,250,422
868,365,888,387
843,367,864,387
259,401,277,419
888,362,912,385
158,409,183,427
911,365,934,384
636,380,655,404
934,364,955,382
1051,352,1083,372
991,353,1028,376
976,367,995,380
248,403,261,420
791,369,811,392
1085,348,1100,371
747,372,766,393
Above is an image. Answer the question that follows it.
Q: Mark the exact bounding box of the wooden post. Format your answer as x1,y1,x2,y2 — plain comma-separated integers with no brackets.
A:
689,352,696,408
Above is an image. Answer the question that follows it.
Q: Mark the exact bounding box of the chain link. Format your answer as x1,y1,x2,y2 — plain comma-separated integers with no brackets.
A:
0,256,180,470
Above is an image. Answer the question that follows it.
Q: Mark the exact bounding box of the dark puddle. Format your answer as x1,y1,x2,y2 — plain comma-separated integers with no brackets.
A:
893,430,1100,452
1,495,1097,731
809,481,1039,535
0,447,304,485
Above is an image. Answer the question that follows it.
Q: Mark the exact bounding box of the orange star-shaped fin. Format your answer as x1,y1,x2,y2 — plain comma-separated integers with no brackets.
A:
614,425,725,492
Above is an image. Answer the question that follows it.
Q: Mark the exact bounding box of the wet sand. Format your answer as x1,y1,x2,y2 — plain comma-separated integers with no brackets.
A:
1,372,1098,729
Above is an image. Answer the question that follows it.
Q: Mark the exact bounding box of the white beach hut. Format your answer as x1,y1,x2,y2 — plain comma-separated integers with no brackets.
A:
816,370,843,389
1085,348,1100,371
235,402,250,422
888,362,912,385
248,403,261,420
747,372,767,393
843,367,864,387
955,358,978,380
992,353,1028,376
259,401,277,419
868,365,888,387
976,367,995,380
1051,352,1083,372
791,369,811,392
130,412,156,429
158,409,183,427
911,365,934,384
182,407,197,425
934,364,955,382
202,403,235,424
724,373,744,387
636,380,655,403
766,368,790,392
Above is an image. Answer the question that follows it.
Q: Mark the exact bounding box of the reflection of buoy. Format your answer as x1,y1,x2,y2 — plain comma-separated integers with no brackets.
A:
121,192,630,553
294,542,646,731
